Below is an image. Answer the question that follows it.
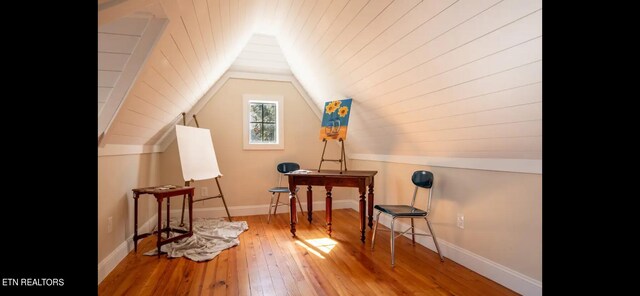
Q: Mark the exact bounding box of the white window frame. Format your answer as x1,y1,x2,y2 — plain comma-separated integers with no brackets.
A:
242,94,284,150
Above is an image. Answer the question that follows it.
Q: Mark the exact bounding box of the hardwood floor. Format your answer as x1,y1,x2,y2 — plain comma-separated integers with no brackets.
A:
99,209,519,295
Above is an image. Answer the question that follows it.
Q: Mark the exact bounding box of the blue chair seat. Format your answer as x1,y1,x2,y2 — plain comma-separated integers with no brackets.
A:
374,205,427,217
268,187,299,193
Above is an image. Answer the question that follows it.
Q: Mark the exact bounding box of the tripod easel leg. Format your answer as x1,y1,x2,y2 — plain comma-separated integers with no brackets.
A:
318,138,347,172
340,138,347,172
216,177,232,221
180,180,190,227
318,139,328,172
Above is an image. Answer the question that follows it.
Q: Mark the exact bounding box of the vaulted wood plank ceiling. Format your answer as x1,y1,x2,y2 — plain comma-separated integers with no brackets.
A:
98,0,542,160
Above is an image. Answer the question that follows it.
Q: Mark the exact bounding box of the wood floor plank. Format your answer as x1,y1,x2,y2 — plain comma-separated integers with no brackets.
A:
268,214,319,296
248,215,280,296
99,209,520,296
186,258,206,295
199,254,219,295
271,213,333,296
212,250,229,295
262,225,300,294
173,259,199,295
245,215,271,296
224,242,238,296
161,257,188,295
299,211,375,295
140,253,179,295
254,215,299,296
317,233,407,295
234,215,251,296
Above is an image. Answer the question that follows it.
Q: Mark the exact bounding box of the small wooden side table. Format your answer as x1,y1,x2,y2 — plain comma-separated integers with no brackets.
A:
132,185,195,257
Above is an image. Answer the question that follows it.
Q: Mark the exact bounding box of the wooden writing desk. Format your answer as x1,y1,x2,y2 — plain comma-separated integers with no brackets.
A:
132,185,194,257
285,170,378,242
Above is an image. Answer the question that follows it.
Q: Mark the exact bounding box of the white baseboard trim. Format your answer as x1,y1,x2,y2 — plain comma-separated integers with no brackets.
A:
99,200,541,296
97,214,157,285
373,212,542,296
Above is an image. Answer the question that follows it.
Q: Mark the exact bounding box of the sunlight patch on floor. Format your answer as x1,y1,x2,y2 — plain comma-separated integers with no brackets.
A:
305,238,337,254
295,240,325,259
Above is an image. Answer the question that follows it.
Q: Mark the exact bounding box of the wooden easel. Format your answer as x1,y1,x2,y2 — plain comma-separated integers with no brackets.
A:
179,112,232,226
318,138,347,173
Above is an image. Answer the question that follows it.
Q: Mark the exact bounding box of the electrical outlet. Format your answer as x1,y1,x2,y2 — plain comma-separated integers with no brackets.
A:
108,216,113,233
201,187,208,197
456,213,464,229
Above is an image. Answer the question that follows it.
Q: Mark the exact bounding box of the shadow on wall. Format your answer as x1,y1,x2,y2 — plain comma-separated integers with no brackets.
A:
346,99,402,156
121,191,132,244
122,154,161,245
427,172,458,231
144,114,184,146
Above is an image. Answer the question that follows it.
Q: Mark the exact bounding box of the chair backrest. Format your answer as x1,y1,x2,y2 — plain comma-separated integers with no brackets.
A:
277,162,300,174
412,171,433,188
410,170,434,212
276,162,300,186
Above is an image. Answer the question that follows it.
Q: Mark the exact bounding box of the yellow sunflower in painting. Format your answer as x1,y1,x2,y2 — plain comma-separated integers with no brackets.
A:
326,103,337,114
338,106,349,117
331,100,341,108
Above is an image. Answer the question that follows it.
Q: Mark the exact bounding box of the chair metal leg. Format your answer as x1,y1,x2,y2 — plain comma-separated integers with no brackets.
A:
390,217,396,267
297,194,304,216
273,192,281,216
267,192,276,223
411,218,416,245
371,211,382,250
425,217,444,262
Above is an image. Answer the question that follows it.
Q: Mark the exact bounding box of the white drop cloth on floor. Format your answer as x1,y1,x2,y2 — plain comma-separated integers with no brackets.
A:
144,218,248,262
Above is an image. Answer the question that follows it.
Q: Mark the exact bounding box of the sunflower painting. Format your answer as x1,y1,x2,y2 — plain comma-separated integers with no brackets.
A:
320,98,352,140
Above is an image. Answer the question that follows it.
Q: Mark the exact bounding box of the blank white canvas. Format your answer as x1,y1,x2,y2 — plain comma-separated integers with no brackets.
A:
175,125,222,181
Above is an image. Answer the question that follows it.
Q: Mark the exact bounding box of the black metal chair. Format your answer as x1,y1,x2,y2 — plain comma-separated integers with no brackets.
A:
371,170,444,266
267,162,304,223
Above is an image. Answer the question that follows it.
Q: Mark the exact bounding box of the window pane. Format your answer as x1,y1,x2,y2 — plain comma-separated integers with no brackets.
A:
263,103,276,123
250,103,262,122
250,123,262,143
263,123,275,143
